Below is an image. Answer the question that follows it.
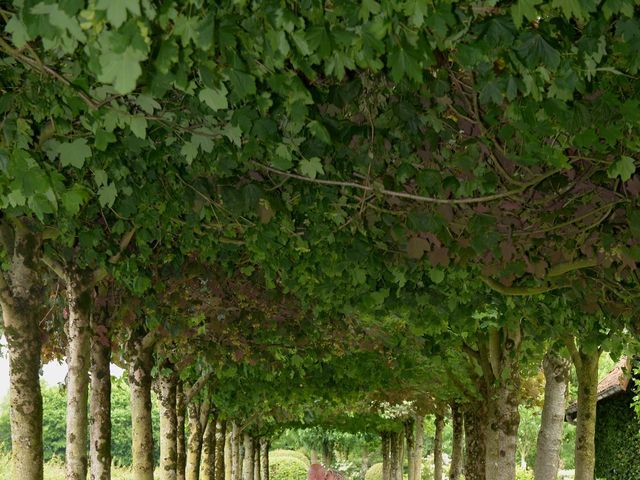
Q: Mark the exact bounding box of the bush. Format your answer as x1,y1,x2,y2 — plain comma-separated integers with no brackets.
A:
364,462,382,480
270,449,311,466
270,455,309,480
515,468,534,480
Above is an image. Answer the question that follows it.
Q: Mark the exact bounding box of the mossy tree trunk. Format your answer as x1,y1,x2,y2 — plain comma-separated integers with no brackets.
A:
177,382,187,480
225,428,232,480
448,404,463,480
64,275,93,480
534,353,571,480
253,438,261,480
243,433,254,480
381,432,391,480
405,420,415,480
186,401,204,480
434,413,444,480
565,337,601,480
414,416,424,480
260,439,269,480
215,420,227,480
201,415,215,480
158,364,178,480
0,221,44,480
89,302,111,480
230,421,240,480
464,402,487,480
128,330,156,480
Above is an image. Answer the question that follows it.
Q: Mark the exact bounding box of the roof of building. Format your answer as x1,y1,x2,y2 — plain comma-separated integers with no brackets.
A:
565,356,631,422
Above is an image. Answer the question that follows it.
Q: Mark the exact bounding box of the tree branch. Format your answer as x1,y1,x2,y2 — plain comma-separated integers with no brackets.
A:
0,37,99,110
109,226,137,264
41,254,66,281
546,258,599,278
185,372,214,405
253,162,561,206
480,276,566,296
563,335,582,371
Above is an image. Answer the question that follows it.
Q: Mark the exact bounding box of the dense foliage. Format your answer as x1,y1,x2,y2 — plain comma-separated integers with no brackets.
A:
594,389,640,480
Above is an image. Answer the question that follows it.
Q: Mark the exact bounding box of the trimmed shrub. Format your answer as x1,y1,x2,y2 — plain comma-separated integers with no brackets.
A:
364,463,382,480
270,454,309,480
270,449,311,466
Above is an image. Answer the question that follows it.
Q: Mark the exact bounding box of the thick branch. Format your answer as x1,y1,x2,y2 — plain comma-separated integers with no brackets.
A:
547,258,599,278
480,276,565,296
41,254,66,281
109,226,137,264
184,372,214,406
254,163,561,205
488,328,501,379
563,335,582,371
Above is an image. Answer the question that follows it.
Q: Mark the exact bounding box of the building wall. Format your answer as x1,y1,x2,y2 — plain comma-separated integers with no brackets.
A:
594,390,640,480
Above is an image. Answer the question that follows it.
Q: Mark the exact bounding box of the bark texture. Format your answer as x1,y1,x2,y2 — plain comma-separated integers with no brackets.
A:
202,416,215,480
0,223,44,480
89,305,111,480
464,403,487,480
381,432,391,480
434,414,444,480
534,353,570,480
65,278,92,480
177,383,187,480
449,404,463,480
405,420,415,480
253,439,260,480
159,366,178,480
231,422,241,480
186,402,204,480
413,416,424,480
572,347,600,480
128,332,155,480
215,420,227,480
260,439,269,480
243,433,255,480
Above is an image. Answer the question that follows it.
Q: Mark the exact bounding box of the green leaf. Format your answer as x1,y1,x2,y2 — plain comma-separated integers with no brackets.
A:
6,17,30,48
227,70,256,101
129,116,147,139
299,157,324,179
429,268,445,284
511,0,542,29
272,144,293,170
607,156,636,181
199,86,228,111
98,46,146,94
57,139,92,169
388,46,422,83
94,169,108,187
96,0,141,28
307,120,331,144
98,182,118,207
61,184,90,214
517,33,561,69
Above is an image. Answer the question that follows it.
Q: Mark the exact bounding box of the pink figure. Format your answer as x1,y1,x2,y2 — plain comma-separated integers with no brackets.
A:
308,464,327,480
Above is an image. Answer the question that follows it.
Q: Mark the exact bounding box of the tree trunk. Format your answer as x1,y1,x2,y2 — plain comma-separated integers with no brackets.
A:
243,433,255,480
253,439,261,480
225,428,232,480
89,305,111,480
434,414,444,480
534,353,570,480
574,349,600,480
260,439,269,480
159,366,178,480
449,404,463,480
464,403,486,480
177,383,187,480
202,416,216,480
129,332,155,480
405,420,415,480
0,223,44,480
484,381,520,480
231,422,240,480
381,432,391,480
216,420,227,480
65,280,92,480
388,431,403,480
414,416,424,480
186,402,203,480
